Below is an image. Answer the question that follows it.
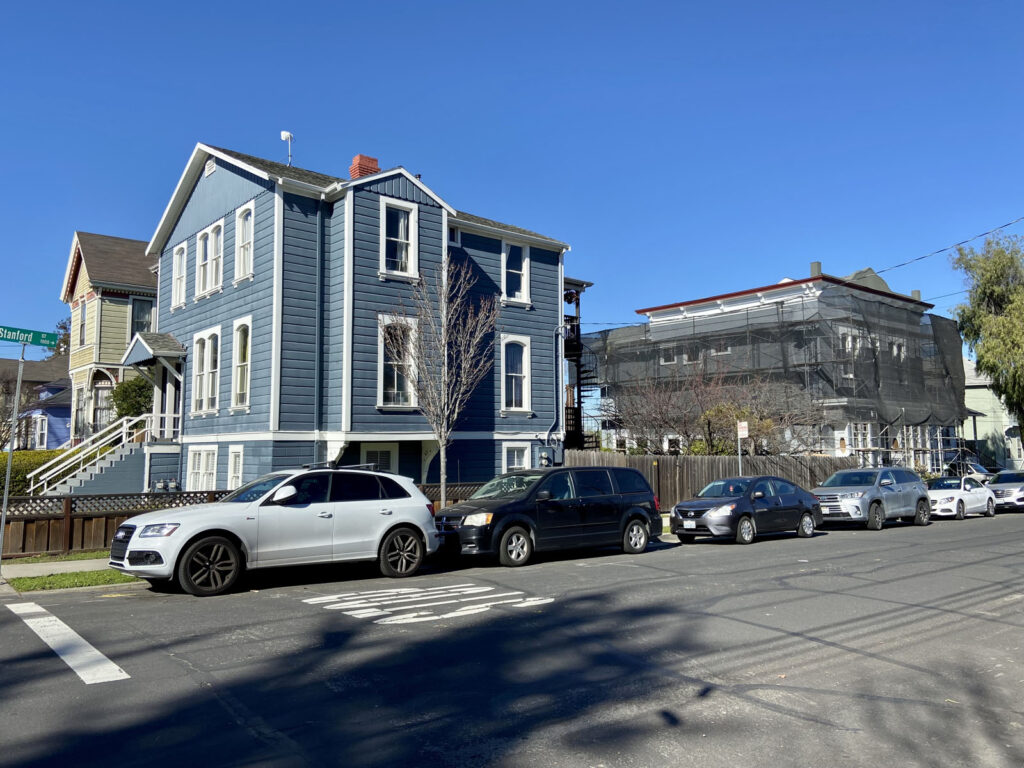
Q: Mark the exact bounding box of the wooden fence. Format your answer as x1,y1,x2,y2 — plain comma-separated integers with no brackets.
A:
1,491,229,557
564,450,858,508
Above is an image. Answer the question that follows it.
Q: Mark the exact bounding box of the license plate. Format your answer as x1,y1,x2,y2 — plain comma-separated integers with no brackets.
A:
683,520,696,530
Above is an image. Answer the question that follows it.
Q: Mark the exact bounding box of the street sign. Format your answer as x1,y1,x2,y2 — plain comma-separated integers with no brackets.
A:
0,325,58,349
737,421,749,439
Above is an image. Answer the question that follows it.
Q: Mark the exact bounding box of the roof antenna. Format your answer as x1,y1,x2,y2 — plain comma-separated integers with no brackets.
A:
280,131,294,166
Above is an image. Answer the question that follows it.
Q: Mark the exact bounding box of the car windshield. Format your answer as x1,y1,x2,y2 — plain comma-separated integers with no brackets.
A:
698,478,749,498
994,471,1024,484
820,470,879,487
220,473,291,503
928,478,960,490
470,473,545,500
968,464,989,474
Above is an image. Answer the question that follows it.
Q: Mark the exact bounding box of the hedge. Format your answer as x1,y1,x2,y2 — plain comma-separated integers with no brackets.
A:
0,450,65,496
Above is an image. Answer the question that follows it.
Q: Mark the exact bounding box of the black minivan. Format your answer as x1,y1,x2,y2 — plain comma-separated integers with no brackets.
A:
436,466,662,566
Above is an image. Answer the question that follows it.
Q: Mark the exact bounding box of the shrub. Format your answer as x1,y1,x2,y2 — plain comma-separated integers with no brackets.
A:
0,449,65,496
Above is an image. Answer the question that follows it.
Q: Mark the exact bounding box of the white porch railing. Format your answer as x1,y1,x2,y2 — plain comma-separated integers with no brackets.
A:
26,415,154,496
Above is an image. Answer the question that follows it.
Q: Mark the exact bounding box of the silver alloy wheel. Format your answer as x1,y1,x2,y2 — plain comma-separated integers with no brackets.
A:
624,519,648,553
986,498,995,517
956,500,965,520
736,517,755,544
505,531,529,562
181,538,240,595
384,530,422,575
799,512,814,537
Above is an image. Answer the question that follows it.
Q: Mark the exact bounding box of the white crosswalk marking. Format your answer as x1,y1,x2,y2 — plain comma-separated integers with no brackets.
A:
303,583,553,624
7,602,129,684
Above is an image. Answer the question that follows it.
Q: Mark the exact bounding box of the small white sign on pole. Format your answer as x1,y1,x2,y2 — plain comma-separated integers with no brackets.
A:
737,421,749,439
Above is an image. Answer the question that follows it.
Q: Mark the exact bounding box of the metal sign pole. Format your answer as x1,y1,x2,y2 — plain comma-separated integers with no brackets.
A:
0,342,27,581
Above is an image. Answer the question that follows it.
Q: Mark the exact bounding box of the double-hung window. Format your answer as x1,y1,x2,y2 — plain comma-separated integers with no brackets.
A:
172,243,187,308
77,302,87,346
187,446,218,491
502,242,530,304
378,197,418,279
501,333,531,412
503,443,531,473
228,446,244,490
378,315,416,408
130,298,153,338
235,203,254,281
192,327,221,414
232,317,251,409
196,220,224,297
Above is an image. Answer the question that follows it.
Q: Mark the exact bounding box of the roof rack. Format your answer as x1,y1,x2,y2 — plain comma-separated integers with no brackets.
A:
299,461,390,473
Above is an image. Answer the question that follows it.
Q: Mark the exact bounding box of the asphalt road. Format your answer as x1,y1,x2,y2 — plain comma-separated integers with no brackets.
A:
1,513,1022,768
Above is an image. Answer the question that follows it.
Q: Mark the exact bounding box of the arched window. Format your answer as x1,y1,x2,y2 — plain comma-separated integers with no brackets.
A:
501,334,531,411
210,225,223,289
196,233,209,295
236,205,254,278
233,321,250,407
172,244,187,307
192,327,221,413
193,337,206,411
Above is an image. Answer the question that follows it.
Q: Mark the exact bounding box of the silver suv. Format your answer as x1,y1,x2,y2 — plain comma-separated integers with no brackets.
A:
109,466,439,596
812,468,931,529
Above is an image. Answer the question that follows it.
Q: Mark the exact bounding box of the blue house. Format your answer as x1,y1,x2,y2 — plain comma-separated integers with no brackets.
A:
122,144,572,491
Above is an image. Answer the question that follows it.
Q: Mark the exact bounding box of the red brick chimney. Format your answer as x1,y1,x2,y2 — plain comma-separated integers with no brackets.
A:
349,154,380,179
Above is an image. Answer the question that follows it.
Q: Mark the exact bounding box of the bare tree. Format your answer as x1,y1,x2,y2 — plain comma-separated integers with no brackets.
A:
382,258,499,507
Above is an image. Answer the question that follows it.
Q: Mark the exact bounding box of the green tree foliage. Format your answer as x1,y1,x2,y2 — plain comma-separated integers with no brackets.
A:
953,234,1024,423
111,374,153,419
47,317,71,359
0,449,64,495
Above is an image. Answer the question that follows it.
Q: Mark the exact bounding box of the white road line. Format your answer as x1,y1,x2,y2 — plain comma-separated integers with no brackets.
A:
7,602,129,685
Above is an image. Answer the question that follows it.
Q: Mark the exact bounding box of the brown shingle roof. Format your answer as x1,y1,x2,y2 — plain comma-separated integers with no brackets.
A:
205,145,344,189
453,211,568,249
76,232,157,292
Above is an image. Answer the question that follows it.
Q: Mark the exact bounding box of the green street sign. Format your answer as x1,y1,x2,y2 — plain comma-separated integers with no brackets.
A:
0,325,58,349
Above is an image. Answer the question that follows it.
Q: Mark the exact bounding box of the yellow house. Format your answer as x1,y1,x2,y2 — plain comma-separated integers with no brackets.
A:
60,232,157,442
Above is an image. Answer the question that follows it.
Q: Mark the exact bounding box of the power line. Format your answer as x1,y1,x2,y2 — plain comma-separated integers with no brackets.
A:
876,214,1024,275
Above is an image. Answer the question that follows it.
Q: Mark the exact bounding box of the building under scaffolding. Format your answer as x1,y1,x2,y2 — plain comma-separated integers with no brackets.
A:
579,263,968,471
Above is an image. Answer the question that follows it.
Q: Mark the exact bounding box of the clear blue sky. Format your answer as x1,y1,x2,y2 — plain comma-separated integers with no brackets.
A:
2,0,1021,361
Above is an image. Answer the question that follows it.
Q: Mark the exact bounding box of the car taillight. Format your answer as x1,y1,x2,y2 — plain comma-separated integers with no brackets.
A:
654,495,660,512
427,502,435,517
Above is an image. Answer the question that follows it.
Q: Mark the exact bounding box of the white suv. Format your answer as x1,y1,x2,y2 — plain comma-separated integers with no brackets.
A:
109,467,439,596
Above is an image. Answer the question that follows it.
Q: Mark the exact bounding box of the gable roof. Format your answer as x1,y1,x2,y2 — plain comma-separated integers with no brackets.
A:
121,332,186,367
148,142,568,256
0,356,69,384
60,232,155,303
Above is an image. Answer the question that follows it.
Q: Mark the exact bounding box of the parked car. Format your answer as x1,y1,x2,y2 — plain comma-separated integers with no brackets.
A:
109,466,440,595
942,460,997,484
812,467,930,529
987,470,1024,512
435,466,662,567
670,475,822,545
926,476,996,519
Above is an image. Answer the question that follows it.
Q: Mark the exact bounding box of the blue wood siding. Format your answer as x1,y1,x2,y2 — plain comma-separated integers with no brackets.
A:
146,449,182,490
158,171,275,437
323,198,345,430
348,187,445,432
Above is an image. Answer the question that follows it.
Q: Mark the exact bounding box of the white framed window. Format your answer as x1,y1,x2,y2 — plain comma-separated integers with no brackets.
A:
195,219,224,298
77,301,87,347
235,202,255,281
33,415,47,450
232,317,252,409
187,446,218,491
378,197,419,279
227,445,244,490
378,314,417,408
659,347,676,365
448,226,460,246
172,243,187,308
501,242,530,304
361,442,398,472
503,442,531,473
710,340,731,356
501,333,531,412
129,298,153,339
192,326,221,414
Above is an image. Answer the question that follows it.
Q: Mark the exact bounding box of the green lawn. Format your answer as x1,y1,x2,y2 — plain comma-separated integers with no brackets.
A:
7,570,139,592
7,549,109,565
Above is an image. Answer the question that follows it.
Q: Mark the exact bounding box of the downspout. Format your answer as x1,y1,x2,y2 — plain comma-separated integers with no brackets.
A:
314,194,324,463
545,323,563,449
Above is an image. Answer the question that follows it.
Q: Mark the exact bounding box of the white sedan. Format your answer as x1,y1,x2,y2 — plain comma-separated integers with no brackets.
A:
926,476,995,519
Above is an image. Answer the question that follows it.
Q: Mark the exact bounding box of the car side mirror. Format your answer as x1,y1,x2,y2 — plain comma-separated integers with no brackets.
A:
272,485,298,505
752,490,765,500
536,490,552,501
880,478,893,487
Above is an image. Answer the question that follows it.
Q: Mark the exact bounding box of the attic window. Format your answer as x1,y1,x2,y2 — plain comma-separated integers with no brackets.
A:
204,159,216,177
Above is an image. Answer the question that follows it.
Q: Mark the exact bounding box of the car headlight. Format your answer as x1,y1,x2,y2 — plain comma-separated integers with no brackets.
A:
139,523,180,538
938,496,955,504
706,503,736,518
839,491,865,500
462,512,493,527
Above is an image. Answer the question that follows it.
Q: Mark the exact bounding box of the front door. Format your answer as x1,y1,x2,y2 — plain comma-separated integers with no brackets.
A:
749,477,783,532
257,473,334,563
534,471,583,548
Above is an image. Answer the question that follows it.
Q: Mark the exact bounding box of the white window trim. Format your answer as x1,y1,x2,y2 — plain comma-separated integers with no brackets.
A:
127,297,154,345
171,242,187,309
500,241,531,307
33,415,48,450
659,347,677,365
227,445,244,490
378,196,419,280
377,314,418,409
361,442,399,473
448,226,460,246
502,441,532,473
187,446,219,491
191,325,222,416
195,218,225,299
500,332,532,414
231,315,252,411
234,202,256,284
